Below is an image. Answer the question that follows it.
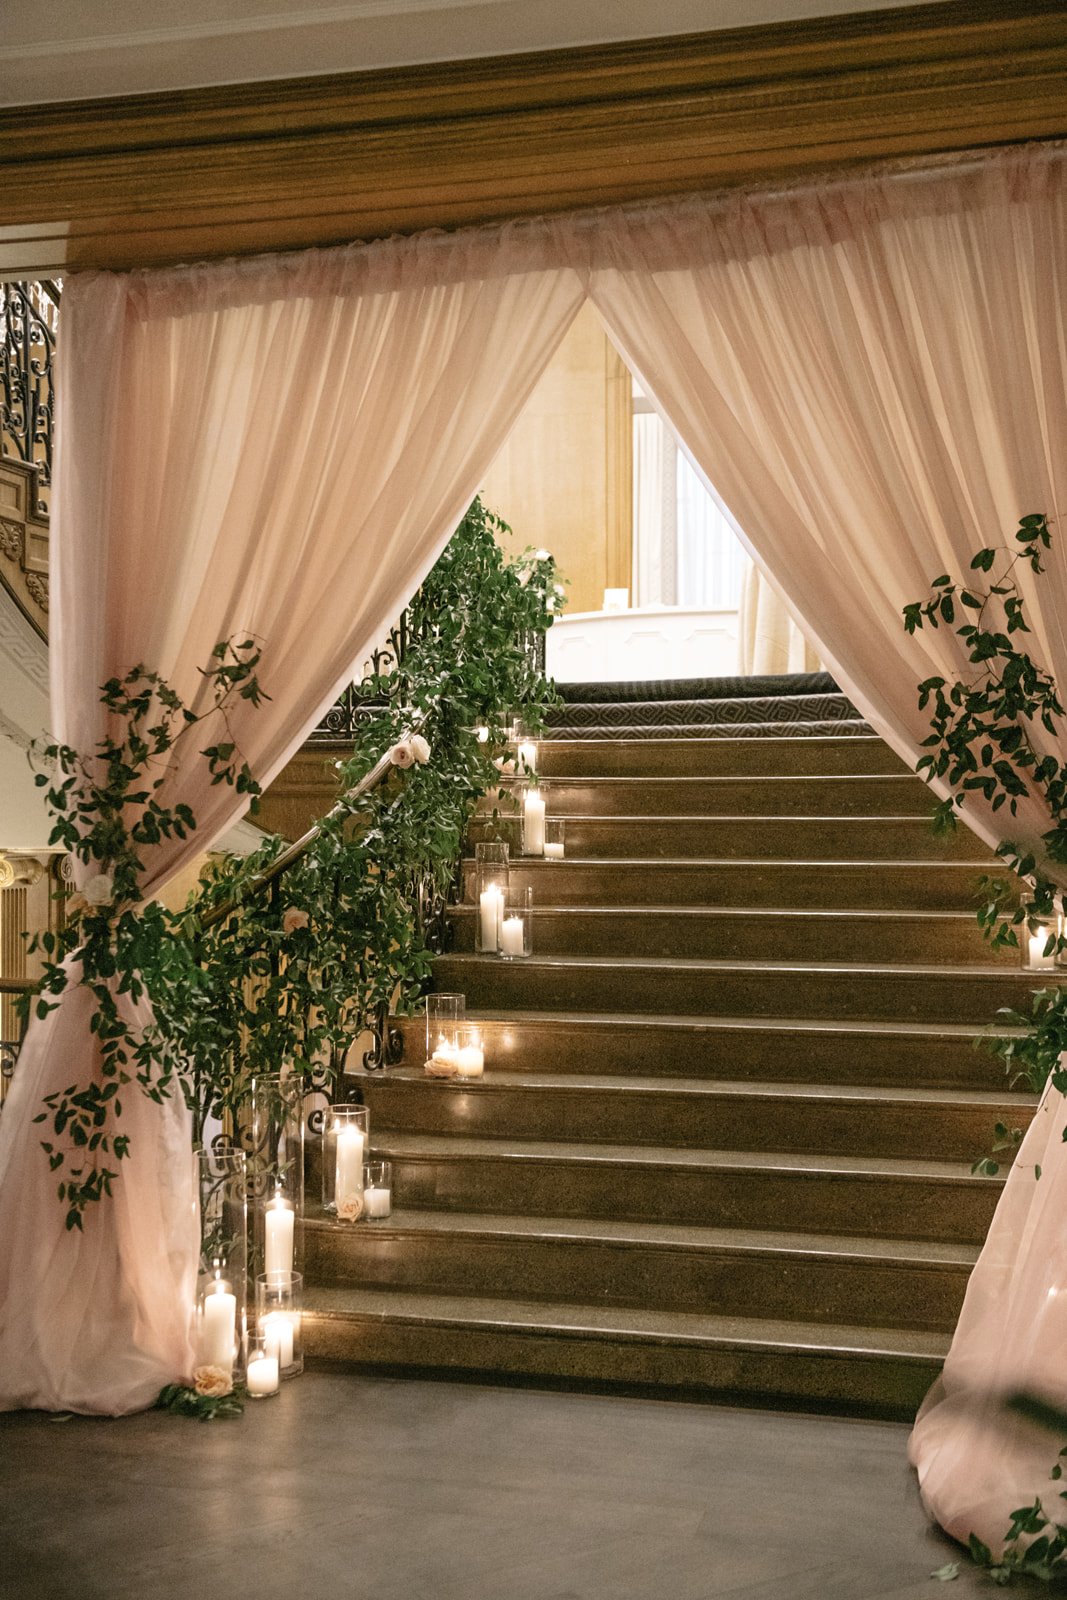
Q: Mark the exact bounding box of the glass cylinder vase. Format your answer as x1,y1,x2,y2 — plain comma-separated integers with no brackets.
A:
249,1071,305,1283
425,992,465,1070
500,886,533,959
474,842,509,953
1022,910,1065,970
322,1104,369,1220
195,1146,248,1388
256,1270,304,1378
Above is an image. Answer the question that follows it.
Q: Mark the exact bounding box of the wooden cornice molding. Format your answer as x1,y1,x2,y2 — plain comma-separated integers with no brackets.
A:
0,0,1065,275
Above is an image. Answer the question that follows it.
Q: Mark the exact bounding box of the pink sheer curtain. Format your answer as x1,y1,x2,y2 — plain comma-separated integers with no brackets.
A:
567,142,1067,1554
569,143,1067,857
0,222,583,1413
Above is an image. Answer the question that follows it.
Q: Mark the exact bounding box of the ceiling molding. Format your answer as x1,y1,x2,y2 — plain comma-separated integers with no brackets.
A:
0,0,936,105
0,0,1064,276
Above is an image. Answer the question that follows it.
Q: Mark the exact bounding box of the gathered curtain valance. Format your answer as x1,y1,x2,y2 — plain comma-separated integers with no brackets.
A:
1,143,1064,1488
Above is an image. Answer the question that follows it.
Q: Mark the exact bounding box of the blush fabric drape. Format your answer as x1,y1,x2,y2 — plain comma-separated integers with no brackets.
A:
571,143,1067,857
0,225,583,1413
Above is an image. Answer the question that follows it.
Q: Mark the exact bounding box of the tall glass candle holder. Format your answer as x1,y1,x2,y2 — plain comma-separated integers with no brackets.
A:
522,784,546,857
322,1104,369,1221
425,992,465,1073
500,886,533,959
249,1071,305,1283
544,818,565,860
474,842,509,953
256,1270,303,1378
195,1146,249,1388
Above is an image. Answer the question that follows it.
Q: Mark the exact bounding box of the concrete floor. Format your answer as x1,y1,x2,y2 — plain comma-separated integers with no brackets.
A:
0,1372,990,1600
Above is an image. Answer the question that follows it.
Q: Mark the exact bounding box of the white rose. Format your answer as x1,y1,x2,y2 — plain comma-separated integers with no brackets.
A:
534,549,551,562
389,740,414,769
336,1193,364,1222
409,733,431,765
83,873,114,907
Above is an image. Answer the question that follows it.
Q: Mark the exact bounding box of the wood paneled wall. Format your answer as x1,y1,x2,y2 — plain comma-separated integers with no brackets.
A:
480,305,632,616
0,2,1065,276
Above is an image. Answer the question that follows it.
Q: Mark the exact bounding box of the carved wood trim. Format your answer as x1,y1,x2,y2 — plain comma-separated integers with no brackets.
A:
1,1,1065,275
0,459,48,641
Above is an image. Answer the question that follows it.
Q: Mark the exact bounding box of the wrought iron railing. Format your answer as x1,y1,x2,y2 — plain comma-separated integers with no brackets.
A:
311,615,545,741
1,281,60,518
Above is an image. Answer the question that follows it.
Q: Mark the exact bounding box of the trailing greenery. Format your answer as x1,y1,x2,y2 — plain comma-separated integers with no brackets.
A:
185,498,559,1133
905,513,1067,1169
22,641,267,1230
156,1382,246,1422
22,497,558,1220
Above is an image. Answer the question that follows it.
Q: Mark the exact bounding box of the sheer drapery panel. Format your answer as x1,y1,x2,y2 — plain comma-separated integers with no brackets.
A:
1,225,583,1414
570,144,1067,854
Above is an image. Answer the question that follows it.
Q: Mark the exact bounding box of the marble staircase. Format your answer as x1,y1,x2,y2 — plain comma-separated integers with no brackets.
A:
302,681,1039,1416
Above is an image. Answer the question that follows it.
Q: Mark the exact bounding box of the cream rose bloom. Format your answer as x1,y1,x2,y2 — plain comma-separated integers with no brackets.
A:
409,733,431,765
336,1193,364,1222
389,740,414,769
282,907,310,933
193,1365,233,1399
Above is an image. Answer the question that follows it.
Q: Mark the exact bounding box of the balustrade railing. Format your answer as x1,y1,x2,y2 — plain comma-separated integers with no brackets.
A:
1,281,60,517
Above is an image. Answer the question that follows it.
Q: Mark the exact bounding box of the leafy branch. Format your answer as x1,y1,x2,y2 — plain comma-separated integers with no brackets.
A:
904,513,1067,962
22,639,267,1230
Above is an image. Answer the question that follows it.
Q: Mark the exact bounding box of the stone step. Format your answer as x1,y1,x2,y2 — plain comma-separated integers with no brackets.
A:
469,814,991,861
536,733,901,775
543,692,859,729
447,905,1017,965
358,1070,1032,1164
468,857,994,911
370,1133,1001,1244
303,1210,976,1335
486,773,931,818
390,1012,1015,1091
431,953,1046,1025
302,1286,949,1416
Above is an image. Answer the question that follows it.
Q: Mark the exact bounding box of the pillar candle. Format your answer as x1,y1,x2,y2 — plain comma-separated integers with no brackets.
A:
201,1281,236,1370
1029,929,1057,968
335,1124,364,1207
246,1353,279,1396
363,1185,392,1217
523,790,546,855
479,883,504,950
501,916,526,957
456,1044,484,1078
262,1311,296,1369
264,1193,295,1278
518,740,538,774
544,842,564,859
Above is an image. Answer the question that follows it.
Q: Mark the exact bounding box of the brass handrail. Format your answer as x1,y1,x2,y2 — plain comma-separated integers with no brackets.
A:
199,736,410,930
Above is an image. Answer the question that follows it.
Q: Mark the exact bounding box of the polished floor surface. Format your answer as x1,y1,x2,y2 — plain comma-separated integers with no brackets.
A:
1,1372,987,1599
